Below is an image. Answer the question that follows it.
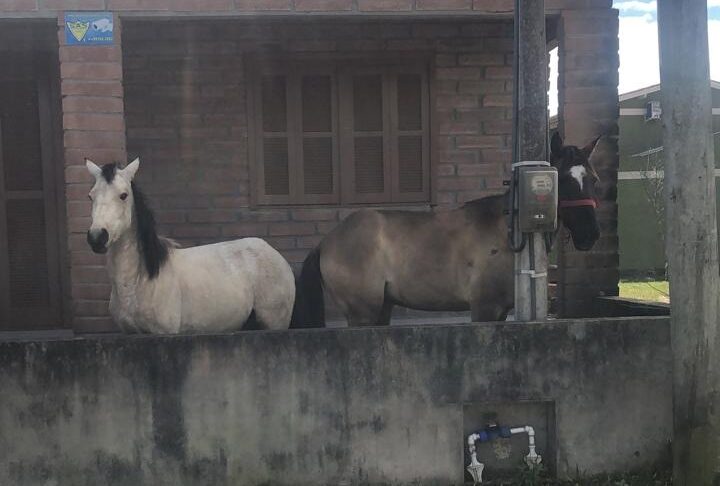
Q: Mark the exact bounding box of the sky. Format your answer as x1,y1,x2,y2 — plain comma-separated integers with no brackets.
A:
548,0,720,115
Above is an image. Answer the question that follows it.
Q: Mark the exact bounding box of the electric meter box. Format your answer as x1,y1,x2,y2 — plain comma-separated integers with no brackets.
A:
516,165,558,233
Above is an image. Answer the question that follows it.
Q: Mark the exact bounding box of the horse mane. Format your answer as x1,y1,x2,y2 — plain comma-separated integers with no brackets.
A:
459,193,508,224
99,162,174,279
460,192,505,207
131,181,171,279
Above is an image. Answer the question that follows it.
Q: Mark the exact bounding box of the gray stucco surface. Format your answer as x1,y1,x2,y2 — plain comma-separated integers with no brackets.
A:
0,317,671,485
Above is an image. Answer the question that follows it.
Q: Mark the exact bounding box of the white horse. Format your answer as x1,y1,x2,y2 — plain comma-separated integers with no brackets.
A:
85,157,295,334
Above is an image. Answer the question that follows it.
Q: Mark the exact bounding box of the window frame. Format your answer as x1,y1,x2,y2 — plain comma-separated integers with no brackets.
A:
338,63,430,204
249,61,341,206
248,53,432,207
0,60,63,330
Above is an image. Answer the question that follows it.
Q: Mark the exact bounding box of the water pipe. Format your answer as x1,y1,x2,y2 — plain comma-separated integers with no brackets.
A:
466,432,486,483
510,425,541,467
466,424,542,484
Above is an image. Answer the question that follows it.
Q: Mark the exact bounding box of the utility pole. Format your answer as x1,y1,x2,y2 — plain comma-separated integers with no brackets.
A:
657,0,720,483
513,0,548,321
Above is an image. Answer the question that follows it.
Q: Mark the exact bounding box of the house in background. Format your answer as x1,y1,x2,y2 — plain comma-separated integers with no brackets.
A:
617,81,720,277
0,2,620,334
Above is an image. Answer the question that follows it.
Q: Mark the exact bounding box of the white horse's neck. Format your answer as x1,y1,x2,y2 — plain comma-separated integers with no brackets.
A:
107,228,147,296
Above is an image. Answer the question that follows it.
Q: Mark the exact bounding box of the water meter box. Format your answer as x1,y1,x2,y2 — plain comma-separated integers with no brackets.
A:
463,400,556,478
516,166,558,233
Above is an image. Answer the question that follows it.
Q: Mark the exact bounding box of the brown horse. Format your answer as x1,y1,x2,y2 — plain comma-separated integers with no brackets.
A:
291,133,601,327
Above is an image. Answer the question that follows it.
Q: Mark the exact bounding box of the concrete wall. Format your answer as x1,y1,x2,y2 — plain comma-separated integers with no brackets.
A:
0,317,671,485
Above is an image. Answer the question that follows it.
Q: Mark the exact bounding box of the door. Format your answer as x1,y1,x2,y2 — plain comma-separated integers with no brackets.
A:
0,75,62,330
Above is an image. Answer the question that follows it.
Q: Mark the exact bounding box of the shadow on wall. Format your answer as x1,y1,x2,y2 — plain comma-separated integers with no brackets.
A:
594,296,669,317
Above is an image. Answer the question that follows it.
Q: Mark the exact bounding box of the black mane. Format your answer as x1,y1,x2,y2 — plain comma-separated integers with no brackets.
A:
131,182,169,279
461,192,508,225
101,162,117,183
100,162,169,279
460,192,506,208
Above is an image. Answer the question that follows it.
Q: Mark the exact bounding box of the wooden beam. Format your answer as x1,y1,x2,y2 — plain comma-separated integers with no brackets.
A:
513,0,548,321
657,0,720,483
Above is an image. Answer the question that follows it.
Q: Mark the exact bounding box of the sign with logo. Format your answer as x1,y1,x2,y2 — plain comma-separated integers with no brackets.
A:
65,12,114,45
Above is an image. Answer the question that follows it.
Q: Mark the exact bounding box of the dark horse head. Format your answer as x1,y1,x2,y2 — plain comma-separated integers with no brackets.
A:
550,132,601,251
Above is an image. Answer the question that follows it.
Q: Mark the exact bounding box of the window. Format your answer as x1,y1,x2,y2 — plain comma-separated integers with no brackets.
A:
250,59,430,206
0,74,63,330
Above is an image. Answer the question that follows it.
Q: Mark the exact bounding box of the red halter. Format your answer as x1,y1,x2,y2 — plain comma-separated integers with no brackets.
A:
558,198,598,209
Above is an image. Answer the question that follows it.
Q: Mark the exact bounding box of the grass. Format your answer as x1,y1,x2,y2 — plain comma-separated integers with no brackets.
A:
478,461,672,485
618,280,669,304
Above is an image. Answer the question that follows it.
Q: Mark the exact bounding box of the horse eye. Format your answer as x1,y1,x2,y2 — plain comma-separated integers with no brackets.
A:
120,193,128,201
88,194,92,201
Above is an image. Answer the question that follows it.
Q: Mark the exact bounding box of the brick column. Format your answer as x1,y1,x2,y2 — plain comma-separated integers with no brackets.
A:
58,12,126,332
556,8,620,317
432,21,514,207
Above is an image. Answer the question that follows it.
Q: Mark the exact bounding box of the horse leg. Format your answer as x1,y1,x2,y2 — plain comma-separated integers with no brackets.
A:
470,303,505,323
343,298,393,327
254,300,291,330
324,269,388,327
250,242,296,330
377,298,393,326
470,268,513,322
345,303,383,327
340,283,397,327
470,286,512,322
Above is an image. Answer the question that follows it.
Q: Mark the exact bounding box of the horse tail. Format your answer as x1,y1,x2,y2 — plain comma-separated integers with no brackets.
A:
290,247,325,328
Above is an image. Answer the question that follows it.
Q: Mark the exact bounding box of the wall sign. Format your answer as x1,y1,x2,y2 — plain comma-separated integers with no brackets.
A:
65,12,114,45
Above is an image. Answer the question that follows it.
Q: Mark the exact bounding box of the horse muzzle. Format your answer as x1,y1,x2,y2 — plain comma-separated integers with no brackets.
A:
570,224,600,251
87,228,109,254
572,238,597,252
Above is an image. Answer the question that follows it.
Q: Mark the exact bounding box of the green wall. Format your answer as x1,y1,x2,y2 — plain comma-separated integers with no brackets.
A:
618,178,720,275
617,86,720,276
617,179,665,274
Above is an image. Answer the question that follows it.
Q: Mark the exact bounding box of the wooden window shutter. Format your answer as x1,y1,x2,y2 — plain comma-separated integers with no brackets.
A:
1,84,50,311
253,58,428,206
298,72,339,204
340,64,429,204
0,75,62,330
339,71,392,204
392,70,430,202
252,63,339,205
6,199,50,308
255,74,292,204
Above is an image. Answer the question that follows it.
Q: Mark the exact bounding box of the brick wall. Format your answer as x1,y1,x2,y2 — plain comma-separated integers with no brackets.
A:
59,13,127,331
103,18,514,327
1,0,611,15
121,19,514,255
69,12,618,329
556,8,620,317
1,1,616,331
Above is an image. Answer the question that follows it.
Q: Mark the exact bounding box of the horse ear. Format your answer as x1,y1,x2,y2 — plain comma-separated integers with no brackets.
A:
582,136,601,158
550,132,563,156
587,161,600,183
85,158,102,179
121,157,140,181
